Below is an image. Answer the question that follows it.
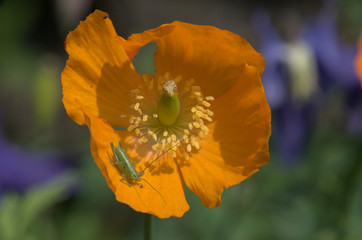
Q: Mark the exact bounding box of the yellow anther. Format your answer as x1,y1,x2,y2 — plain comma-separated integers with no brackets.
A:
195,111,203,118
192,139,200,150
129,116,136,123
134,103,140,111
152,144,158,151
202,101,211,107
127,125,137,131
136,95,144,100
135,129,141,136
171,134,177,141
153,113,158,118
163,131,168,137
184,129,190,135
193,92,202,97
186,144,192,152
206,109,214,116
198,131,205,139
205,96,214,101
191,107,196,113
193,121,200,128
142,115,148,122
167,136,172,143
188,123,193,130
140,136,148,143
205,116,213,122
135,117,142,123
152,134,157,141
196,106,204,111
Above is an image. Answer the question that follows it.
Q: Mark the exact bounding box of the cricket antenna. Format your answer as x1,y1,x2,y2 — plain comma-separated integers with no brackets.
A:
141,134,194,172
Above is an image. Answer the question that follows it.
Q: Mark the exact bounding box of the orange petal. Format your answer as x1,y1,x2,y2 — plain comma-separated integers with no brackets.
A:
181,63,271,207
356,31,362,86
81,104,189,218
118,24,175,60
62,10,143,126
153,21,265,97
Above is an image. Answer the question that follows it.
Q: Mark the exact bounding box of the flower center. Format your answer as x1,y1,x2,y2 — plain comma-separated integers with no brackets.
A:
156,80,180,126
126,72,214,160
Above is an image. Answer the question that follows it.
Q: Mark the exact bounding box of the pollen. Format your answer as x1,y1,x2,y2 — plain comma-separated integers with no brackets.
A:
125,72,214,161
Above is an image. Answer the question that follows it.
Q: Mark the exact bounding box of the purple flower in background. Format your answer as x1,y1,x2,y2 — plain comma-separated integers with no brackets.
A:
252,9,289,110
0,120,71,199
303,1,362,135
304,6,359,89
252,9,319,165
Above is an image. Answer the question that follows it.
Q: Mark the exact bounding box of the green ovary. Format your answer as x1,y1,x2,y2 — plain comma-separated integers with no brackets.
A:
156,93,180,126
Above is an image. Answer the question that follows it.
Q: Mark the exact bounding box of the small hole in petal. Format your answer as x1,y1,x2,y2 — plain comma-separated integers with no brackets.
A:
132,42,157,75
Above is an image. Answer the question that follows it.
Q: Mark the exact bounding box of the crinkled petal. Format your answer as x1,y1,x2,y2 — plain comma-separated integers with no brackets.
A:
153,21,265,97
62,10,142,126
181,64,271,207
356,32,362,86
118,24,175,60
81,104,189,218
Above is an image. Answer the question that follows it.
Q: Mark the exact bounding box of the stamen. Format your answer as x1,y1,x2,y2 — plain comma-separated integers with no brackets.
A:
134,103,140,111
135,129,141,136
202,101,211,107
126,72,214,160
171,134,177,141
205,96,215,101
206,109,214,116
193,122,200,128
127,124,137,131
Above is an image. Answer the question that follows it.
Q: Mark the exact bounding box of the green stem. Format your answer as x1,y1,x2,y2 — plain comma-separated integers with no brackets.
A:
144,214,152,240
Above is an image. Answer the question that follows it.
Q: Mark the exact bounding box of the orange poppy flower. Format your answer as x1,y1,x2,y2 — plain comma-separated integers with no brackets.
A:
356,31,362,85
61,10,271,218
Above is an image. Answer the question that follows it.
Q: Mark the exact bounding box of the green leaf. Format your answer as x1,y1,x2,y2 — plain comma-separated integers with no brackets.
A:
20,178,69,231
0,194,21,240
0,176,71,240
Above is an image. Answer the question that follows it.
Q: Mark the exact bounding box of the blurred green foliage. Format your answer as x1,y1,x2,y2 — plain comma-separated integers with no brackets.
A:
0,179,69,240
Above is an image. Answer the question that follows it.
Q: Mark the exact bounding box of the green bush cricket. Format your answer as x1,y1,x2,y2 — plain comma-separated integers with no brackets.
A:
109,135,192,188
